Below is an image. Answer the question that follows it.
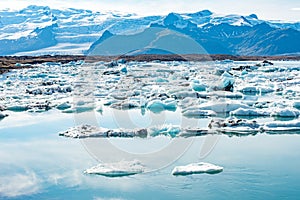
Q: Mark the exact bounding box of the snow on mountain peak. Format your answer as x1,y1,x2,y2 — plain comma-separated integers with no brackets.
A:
0,5,299,56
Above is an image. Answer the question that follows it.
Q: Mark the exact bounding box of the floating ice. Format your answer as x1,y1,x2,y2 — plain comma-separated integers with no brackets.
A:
198,101,250,113
84,160,145,177
208,118,261,134
293,102,300,109
0,112,8,119
59,124,148,138
238,86,259,94
110,100,140,110
182,108,217,117
56,102,71,110
263,120,300,131
271,108,300,118
147,99,176,112
172,162,223,176
7,105,29,112
191,80,207,92
230,108,270,117
149,124,181,137
207,91,243,99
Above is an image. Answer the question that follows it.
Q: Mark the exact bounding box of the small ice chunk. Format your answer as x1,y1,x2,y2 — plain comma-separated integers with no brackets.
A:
59,124,148,138
293,102,300,109
230,108,270,116
263,120,300,131
259,87,274,94
56,102,71,110
0,112,8,119
182,109,217,117
147,99,176,112
238,86,259,94
84,160,145,177
111,100,140,110
149,124,181,137
192,80,207,92
208,118,260,133
198,101,249,113
271,108,300,118
172,162,223,176
7,105,29,112
208,91,243,99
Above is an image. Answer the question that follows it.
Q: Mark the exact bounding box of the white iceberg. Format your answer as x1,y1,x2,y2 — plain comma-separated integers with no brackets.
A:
84,160,145,177
208,118,261,134
271,108,300,118
263,120,300,131
182,109,217,117
230,108,270,116
59,124,148,138
172,162,223,176
207,91,243,99
198,101,249,113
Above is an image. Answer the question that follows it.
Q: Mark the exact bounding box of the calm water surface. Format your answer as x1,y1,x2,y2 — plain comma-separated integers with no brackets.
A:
0,109,299,200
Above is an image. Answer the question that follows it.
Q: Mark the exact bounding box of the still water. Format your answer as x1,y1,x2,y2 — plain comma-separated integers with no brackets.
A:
0,109,300,200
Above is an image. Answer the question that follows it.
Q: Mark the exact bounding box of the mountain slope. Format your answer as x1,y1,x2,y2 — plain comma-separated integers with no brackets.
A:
0,5,299,56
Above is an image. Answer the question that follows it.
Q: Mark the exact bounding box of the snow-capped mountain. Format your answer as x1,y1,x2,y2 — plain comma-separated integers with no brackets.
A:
0,5,299,56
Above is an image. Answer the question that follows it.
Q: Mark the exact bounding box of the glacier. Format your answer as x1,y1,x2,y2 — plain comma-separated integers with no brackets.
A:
0,6,299,56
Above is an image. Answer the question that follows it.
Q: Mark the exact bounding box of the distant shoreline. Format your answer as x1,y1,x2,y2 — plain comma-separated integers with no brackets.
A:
1,54,300,74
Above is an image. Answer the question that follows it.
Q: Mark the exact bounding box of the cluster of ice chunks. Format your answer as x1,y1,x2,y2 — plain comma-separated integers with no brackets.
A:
0,59,299,126
84,160,223,177
59,116,300,139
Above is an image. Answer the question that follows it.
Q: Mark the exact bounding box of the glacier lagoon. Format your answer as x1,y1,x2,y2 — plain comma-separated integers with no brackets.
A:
0,60,300,199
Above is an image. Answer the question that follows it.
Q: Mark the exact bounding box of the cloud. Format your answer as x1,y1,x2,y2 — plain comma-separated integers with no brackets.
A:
291,7,300,11
0,171,40,197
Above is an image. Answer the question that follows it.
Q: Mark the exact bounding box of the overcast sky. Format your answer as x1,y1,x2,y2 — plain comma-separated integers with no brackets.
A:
0,0,299,22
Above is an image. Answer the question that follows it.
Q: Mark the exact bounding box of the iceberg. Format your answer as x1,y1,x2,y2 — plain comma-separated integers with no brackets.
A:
207,91,243,99
84,160,145,177
198,101,250,113
271,108,300,118
293,102,300,109
0,112,8,119
149,124,181,137
182,109,217,117
172,162,223,176
263,120,300,131
208,118,261,134
146,99,177,112
191,80,207,92
56,102,71,110
59,124,148,138
230,108,270,117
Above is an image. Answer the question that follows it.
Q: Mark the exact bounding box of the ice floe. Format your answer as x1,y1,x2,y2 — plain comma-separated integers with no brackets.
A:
84,160,145,177
230,108,270,117
271,108,300,118
263,120,300,131
0,112,8,119
59,124,148,138
172,162,223,176
1,60,300,139
208,118,261,134
182,108,217,117
197,101,250,113
146,99,177,112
